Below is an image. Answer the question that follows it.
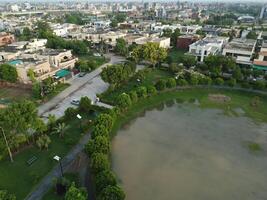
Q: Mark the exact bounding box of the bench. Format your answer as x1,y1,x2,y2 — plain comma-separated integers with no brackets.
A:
27,156,38,166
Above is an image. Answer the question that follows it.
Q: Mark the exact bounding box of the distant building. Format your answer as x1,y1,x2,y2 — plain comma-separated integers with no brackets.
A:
189,35,229,62
0,32,15,47
260,5,267,20
237,16,255,23
222,39,256,66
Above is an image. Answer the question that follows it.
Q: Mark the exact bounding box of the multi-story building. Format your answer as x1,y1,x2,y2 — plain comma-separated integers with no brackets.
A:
222,39,256,66
189,36,229,62
0,32,15,47
177,35,200,50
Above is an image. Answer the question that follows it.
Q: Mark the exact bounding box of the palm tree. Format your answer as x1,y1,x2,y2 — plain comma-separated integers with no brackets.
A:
53,123,67,138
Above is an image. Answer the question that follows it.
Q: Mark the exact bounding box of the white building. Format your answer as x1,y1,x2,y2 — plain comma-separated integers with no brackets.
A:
26,39,47,52
189,36,229,62
222,39,256,66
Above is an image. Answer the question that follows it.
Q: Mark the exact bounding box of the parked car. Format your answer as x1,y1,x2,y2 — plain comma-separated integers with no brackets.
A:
79,72,86,77
71,99,80,106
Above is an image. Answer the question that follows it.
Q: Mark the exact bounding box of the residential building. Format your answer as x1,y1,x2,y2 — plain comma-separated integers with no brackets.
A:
0,32,15,47
253,43,267,71
189,35,229,62
176,35,200,50
222,39,256,66
134,37,171,48
25,39,47,52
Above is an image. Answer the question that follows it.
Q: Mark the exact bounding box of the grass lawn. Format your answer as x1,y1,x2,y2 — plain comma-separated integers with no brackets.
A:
0,87,32,104
168,48,187,63
0,111,95,200
112,88,267,135
100,68,173,104
78,55,108,67
42,83,70,103
42,173,80,200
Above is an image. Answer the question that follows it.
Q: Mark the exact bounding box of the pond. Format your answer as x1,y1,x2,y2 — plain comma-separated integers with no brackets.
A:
112,101,267,200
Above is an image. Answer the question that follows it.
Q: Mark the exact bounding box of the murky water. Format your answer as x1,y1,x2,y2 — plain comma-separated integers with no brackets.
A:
112,103,267,200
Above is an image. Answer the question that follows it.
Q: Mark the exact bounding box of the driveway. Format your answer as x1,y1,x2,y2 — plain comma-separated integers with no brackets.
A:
38,54,124,119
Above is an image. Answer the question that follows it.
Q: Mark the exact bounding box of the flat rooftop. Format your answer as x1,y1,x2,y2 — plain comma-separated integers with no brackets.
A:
224,39,256,51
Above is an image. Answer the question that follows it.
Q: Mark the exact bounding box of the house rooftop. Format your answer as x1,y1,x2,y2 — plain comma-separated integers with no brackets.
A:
224,39,256,51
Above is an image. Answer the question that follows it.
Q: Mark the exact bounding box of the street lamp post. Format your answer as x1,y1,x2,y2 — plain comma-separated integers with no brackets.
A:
0,126,13,163
53,155,63,177
76,114,82,130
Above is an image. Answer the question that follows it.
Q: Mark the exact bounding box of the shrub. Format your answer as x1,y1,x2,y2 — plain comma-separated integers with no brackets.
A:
189,74,199,85
90,153,110,173
136,86,147,98
155,79,166,91
166,78,176,88
199,76,212,85
227,78,236,87
253,80,266,90
117,93,132,111
213,77,224,86
79,96,92,112
64,107,77,120
176,78,188,86
95,170,117,193
129,91,138,103
147,85,157,96
85,136,110,155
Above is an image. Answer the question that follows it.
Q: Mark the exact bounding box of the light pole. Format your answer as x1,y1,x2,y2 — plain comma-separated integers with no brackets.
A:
0,126,13,163
76,114,82,130
53,155,63,177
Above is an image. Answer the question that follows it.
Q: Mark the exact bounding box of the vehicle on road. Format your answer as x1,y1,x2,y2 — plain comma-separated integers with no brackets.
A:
71,99,80,106
79,72,86,77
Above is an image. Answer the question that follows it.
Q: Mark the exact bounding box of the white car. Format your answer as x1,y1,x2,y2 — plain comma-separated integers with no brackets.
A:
71,99,80,106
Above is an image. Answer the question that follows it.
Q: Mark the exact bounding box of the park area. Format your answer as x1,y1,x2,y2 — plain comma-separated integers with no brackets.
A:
0,107,100,199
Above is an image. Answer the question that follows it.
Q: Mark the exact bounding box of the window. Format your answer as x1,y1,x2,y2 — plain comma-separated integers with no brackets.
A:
264,56,267,61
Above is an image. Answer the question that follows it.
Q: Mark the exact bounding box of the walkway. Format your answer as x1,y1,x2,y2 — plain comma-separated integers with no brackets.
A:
25,132,92,200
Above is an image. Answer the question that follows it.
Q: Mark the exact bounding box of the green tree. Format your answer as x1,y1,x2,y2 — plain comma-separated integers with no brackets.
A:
98,185,125,200
227,78,236,87
131,46,143,63
95,170,117,193
213,77,224,85
114,38,128,56
129,91,138,103
143,43,167,68
90,153,110,173
65,182,88,200
53,123,67,138
166,78,177,88
85,136,110,155
246,31,257,39
92,124,109,139
94,114,114,132
36,134,51,150
79,96,92,113
181,55,197,68
0,64,18,83
136,86,147,98
155,79,167,91
147,85,157,96
177,78,188,86
117,93,132,111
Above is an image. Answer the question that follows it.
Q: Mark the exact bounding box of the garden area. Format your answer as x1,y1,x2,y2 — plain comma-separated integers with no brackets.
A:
0,98,102,199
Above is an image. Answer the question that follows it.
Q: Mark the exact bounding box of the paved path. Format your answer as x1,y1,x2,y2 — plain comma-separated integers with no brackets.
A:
25,132,92,200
